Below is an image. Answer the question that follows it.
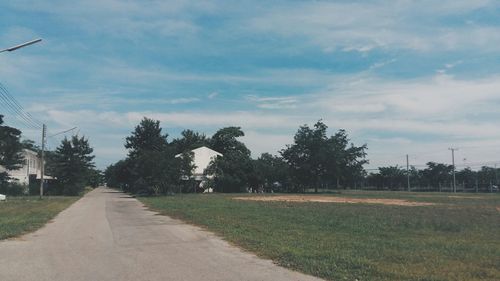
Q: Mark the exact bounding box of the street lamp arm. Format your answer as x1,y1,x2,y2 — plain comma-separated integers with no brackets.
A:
0,38,42,53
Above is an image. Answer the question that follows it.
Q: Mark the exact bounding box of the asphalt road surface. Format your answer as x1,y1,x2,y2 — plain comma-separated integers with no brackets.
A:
0,188,321,281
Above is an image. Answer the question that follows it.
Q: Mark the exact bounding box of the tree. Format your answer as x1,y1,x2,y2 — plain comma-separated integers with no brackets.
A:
21,139,40,152
51,135,95,195
0,115,24,171
421,162,453,191
87,168,104,188
456,167,476,191
253,153,291,192
0,115,24,191
106,118,197,195
125,117,168,158
281,121,327,192
205,151,254,193
171,130,209,154
281,120,367,192
326,129,368,189
178,150,197,193
104,159,134,191
378,166,406,190
206,127,254,192
210,126,250,156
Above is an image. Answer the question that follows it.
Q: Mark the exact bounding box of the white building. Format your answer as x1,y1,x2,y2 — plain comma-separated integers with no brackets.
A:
175,146,222,191
0,149,42,185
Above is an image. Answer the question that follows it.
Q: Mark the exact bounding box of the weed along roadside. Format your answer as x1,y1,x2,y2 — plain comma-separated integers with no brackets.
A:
0,196,79,240
140,192,500,281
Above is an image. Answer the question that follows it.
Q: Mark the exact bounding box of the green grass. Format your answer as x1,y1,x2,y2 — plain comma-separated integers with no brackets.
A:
0,196,79,240
141,192,500,281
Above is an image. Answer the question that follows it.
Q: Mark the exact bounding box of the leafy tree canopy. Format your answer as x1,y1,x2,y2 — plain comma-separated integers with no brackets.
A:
51,135,95,195
0,115,24,171
125,117,168,158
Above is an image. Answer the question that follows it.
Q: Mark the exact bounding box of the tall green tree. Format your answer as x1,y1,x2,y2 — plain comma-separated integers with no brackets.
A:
378,166,406,190
104,159,134,191
281,121,327,192
0,115,24,171
326,129,368,188
110,117,195,195
281,120,367,192
178,150,197,192
206,127,254,192
253,153,291,192
421,162,453,191
52,135,95,195
171,129,209,154
210,126,250,156
125,117,168,158
0,115,24,190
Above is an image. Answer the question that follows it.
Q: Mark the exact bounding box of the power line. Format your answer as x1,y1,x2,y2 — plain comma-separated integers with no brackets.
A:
48,127,77,138
0,83,42,127
0,83,42,129
0,93,39,129
0,91,40,129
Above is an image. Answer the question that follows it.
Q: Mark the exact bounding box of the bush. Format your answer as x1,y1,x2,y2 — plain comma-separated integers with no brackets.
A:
0,182,27,196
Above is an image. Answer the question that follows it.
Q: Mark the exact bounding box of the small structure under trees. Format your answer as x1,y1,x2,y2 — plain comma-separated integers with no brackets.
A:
175,146,222,181
175,146,222,192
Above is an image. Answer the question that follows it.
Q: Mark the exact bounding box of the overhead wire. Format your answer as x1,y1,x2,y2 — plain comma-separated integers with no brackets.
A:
0,92,38,129
0,82,42,129
0,83,43,127
0,91,40,129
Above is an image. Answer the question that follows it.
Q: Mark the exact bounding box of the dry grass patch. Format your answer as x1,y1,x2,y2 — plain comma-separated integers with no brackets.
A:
234,195,436,206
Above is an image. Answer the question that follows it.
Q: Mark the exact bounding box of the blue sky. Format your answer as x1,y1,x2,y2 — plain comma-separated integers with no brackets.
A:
1,0,500,170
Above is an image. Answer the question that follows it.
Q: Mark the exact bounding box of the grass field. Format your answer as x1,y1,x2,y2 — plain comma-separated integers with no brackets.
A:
0,196,79,240
141,191,500,281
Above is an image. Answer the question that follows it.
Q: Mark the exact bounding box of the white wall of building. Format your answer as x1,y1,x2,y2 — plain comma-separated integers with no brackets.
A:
176,146,222,181
1,149,41,185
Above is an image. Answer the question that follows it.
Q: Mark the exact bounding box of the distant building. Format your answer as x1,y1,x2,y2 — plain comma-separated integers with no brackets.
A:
0,149,41,185
175,146,222,192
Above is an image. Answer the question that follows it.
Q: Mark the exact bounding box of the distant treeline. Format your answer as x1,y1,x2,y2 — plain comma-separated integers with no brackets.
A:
106,117,499,194
366,164,499,192
105,118,368,194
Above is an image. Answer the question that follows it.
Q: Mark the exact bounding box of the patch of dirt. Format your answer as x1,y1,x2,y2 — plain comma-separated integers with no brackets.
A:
447,196,483,199
496,207,500,213
234,195,436,207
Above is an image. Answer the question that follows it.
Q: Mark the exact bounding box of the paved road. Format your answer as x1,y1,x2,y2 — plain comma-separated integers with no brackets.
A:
0,188,321,281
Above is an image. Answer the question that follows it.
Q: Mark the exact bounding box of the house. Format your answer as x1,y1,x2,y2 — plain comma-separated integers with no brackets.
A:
0,149,42,185
175,146,222,191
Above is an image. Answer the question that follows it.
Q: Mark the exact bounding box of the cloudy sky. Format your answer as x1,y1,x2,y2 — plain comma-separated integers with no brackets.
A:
1,0,500,170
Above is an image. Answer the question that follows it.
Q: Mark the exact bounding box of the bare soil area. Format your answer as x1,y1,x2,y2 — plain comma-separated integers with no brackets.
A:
234,195,436,206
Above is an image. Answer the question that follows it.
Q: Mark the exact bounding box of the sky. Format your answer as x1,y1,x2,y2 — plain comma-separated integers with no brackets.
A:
1,0,500,171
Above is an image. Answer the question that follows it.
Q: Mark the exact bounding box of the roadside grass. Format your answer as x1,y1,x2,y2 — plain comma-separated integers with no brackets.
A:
141,192,500,281
0,196,79,240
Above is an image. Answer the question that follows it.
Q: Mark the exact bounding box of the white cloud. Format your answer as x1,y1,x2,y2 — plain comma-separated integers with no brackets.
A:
246,95,298,109
248,0,499,52
207,92,218,99
315,73,500,119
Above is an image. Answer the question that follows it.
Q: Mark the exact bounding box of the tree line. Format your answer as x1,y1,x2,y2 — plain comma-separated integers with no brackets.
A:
367,163,499,192
105,118,369,194
0,114,99,196
2,113,496,196
106,117,499,194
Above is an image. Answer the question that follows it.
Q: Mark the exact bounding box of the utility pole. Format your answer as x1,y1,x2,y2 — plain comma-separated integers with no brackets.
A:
40,124,46,199
449,147,458,193
406,154,410,192
495,164,498,186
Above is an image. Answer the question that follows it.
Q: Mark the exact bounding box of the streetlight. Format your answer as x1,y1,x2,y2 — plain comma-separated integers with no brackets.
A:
0,38,42,53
